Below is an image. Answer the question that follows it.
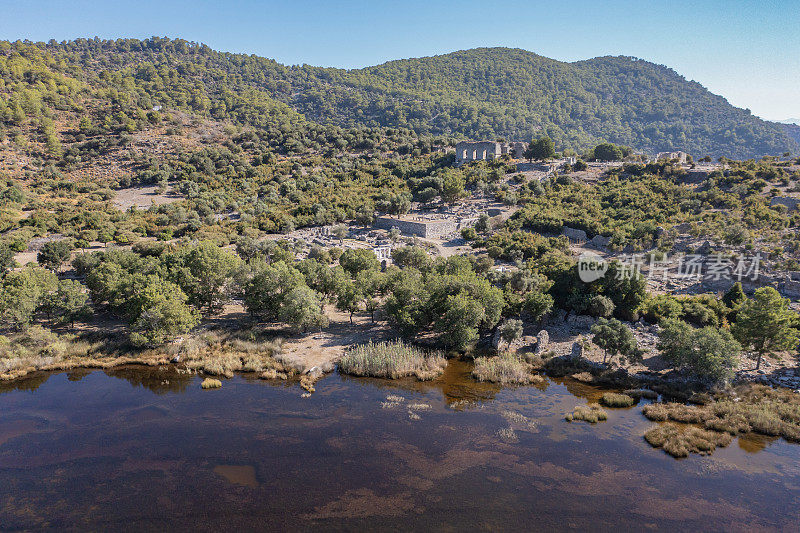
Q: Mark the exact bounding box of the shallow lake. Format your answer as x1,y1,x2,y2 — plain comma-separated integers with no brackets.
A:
1,361,799,531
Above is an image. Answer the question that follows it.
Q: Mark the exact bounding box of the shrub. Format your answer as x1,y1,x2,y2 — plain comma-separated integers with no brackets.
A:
657,319,740,384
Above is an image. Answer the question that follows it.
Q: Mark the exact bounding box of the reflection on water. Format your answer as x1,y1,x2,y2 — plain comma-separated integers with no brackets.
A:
105,365,194,394
214,465,259,488
1,360,799,531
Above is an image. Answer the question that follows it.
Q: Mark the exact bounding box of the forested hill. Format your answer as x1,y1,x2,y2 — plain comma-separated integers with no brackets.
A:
1,38,796,158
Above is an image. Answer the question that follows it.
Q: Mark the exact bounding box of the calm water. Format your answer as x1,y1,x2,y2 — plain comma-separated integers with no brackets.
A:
1,361,800,531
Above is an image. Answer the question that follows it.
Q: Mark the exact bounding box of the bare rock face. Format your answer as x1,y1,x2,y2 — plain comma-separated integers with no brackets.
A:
534,330,549,354
590,234,610,248
562,226,588,241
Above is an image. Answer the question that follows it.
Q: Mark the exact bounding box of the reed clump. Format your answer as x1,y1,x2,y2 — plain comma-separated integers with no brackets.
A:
200,377,222,389
641,385,800,457
339,340,446,380
565,404,608,423
473,353,543,385
600,392,636,408
644,424,732,458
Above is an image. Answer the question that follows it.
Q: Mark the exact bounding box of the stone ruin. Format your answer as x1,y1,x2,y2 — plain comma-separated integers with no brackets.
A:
455,141,528,165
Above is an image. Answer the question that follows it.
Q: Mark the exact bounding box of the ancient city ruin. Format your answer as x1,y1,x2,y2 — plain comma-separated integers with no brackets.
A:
455,141,528,165
655,151,689,164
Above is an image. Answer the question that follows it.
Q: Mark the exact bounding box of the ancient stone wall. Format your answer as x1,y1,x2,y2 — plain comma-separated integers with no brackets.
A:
375,217,457,238
455,141,529,164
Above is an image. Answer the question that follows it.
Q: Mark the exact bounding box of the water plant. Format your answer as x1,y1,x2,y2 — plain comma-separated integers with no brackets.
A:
339,340,446,380
641,385,800,457
600,392,636,408
472,353,542,384
644,424,732,458
201,377,222,389
565,405,608,423
623,388,658,400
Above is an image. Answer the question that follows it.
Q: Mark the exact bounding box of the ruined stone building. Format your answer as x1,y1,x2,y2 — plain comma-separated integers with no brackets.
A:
455,141,528,165
655,151,689,164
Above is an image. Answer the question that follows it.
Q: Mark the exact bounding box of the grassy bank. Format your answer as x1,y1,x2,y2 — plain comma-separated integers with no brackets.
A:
0,326,289,382
339,340,446,380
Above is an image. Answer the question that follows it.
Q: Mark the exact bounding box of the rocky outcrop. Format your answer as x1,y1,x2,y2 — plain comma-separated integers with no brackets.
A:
562,226,587,241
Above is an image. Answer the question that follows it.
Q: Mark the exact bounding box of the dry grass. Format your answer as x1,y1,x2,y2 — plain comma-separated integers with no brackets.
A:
180,330,285,378
600,392,636,408
565,405,608,424
0,326,289,383
472,353,543,384
644,424,732,458
0,327,101,379
200,377,222,389
339,340,446,381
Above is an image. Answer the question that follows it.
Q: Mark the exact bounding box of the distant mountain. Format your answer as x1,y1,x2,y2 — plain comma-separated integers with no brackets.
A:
780,123,800,146
776,118,800,125
1,38,797,158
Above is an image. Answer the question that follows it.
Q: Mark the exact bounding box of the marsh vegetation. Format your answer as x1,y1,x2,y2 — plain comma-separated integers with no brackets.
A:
472,353,543,384
338,340,446,380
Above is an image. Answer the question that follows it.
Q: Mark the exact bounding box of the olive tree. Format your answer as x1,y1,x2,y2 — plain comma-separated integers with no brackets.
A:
591,318,641,365
658,319,740,384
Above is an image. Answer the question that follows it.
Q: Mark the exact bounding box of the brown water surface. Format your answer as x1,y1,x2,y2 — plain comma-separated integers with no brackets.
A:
1,361,799,531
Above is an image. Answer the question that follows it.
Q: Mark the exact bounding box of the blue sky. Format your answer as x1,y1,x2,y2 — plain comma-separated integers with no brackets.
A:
2,0,798,120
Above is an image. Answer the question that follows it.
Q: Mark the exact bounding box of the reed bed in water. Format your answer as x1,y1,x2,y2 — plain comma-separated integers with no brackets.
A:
600,392,636,408
472,353,543,384
339,340,446,380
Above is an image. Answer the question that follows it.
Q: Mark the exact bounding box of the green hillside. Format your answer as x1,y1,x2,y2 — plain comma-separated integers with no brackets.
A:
1,37,797,158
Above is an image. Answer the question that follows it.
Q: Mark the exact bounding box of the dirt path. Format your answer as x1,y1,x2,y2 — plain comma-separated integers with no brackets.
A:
277,307,392,372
